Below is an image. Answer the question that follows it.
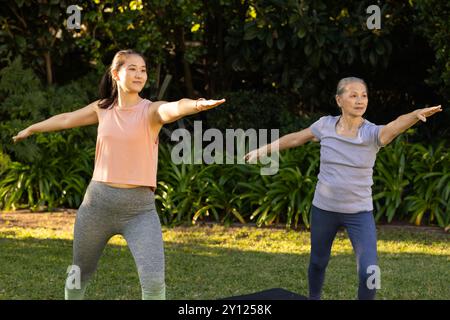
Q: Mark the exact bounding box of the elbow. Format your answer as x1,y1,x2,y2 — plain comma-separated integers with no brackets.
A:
157,101,181,124
59,113,70,130
159,114,178,125
290,138,300,148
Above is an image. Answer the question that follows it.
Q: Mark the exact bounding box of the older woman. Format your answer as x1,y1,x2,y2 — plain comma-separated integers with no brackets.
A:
245,77,442,299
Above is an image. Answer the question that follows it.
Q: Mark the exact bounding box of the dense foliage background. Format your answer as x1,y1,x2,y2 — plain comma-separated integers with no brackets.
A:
1,0,449,229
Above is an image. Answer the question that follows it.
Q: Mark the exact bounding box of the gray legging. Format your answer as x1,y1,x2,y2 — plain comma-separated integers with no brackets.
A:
64,180,165,300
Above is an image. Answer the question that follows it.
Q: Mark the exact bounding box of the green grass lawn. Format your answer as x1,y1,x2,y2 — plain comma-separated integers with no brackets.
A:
0,217,448,300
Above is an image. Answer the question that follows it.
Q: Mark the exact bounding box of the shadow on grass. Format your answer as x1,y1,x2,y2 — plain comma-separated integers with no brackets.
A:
0,233,449,300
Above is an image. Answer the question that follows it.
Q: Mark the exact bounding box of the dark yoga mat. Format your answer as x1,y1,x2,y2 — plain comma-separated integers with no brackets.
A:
222,288,307,300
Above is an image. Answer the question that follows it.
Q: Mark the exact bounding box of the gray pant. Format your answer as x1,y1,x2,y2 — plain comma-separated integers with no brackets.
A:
65,180,165,300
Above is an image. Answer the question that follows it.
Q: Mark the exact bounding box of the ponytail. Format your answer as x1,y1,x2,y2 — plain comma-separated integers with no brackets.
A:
98,66,117,109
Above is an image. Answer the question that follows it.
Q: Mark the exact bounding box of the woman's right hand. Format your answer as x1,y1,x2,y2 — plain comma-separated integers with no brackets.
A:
12,128,33,144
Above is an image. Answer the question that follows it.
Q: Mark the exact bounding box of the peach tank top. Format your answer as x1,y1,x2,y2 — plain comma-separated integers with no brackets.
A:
92,98,159,188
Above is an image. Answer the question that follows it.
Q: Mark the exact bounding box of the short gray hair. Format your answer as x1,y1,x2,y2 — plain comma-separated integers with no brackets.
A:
336,77,368,96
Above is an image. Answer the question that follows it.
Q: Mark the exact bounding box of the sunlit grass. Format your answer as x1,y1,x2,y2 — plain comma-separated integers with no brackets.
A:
0,223,448,300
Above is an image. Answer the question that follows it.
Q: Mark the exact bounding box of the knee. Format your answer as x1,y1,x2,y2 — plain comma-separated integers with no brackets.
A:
357,250,378,277
309,256,330,272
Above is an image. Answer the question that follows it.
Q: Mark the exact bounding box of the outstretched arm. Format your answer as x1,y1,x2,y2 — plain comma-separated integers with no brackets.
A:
244,127,317,162
12,100,99,143
150,98,226,125
379,105,442,146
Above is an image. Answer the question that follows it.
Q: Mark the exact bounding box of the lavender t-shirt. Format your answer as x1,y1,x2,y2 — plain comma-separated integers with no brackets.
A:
310,115,385,213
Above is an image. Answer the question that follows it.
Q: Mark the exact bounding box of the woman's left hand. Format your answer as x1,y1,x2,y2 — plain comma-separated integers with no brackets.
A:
196,98,226,111
414,105,442,122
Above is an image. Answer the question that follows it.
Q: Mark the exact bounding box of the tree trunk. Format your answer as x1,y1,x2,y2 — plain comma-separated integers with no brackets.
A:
177,27,195,98
217,6,225,92
44,51,53,85
204,0,213,96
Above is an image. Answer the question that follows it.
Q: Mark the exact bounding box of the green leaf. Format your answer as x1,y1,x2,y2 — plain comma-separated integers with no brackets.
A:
375,41,385,55
277,38,286,50
304,43,313,56
297,26,307,39
369,51,377,66
266,33,273,48
244,25,260,41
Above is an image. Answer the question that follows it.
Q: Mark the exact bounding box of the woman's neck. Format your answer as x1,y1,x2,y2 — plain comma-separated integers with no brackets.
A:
338,113,364,131
116,89,142,108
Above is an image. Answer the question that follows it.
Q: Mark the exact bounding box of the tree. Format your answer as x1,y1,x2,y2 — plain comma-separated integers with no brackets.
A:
0,0,81,85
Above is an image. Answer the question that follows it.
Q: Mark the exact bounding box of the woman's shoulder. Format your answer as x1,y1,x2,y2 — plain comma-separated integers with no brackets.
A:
310,115,337,139
362,118,380,129
325,115,339,121
89,99,103,115
315,115,338,125
95,99,115,111
143,98,153,107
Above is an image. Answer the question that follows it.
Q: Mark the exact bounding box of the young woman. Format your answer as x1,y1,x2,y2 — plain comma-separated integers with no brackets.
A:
12,49,226,300
244,77,442,300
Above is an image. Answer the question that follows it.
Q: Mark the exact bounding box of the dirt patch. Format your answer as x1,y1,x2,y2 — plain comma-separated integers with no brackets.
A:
0,210,448,235
0,210,76,232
